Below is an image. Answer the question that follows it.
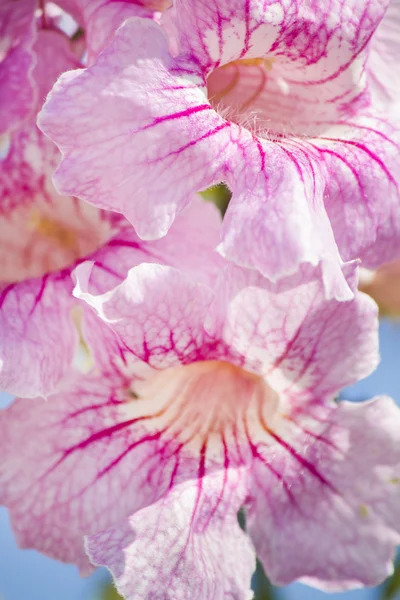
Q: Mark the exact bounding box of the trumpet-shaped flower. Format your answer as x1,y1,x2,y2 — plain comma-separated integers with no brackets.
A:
39,0,400,300
2,255,400,595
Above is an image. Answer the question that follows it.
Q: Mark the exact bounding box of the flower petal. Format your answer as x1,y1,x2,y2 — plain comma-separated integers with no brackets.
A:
84,197,223,295
85,3,156,64
77,198,223,371
0,372,197,570
219,138,353,300
312,114,400,269
171,0,387,82
86,470,255,600
0,275,77,398
368,0,400,108
75,262,215,368
38,18,228,239
246,396,400,590
206,264,378,397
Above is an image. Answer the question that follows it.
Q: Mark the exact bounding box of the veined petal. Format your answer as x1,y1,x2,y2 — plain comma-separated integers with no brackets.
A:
75,263,216,368
0,373,188,571
246,396,400,590
37,18,353,295
0,275,78,398
78,198,223,372
206,267,378,399
87,470,255,600
312,114,400,268
368,0,400,108
171,0,387,84
0,129,111,283
38,19,228,240
85,197,223,295
220,138,353,300
38,13,399,294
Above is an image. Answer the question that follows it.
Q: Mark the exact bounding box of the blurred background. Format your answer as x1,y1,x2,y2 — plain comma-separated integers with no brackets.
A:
1,319,400,600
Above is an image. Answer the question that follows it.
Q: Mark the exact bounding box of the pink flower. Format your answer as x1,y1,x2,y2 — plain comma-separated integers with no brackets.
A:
2,256,400,594
0,5,87,397
38,0,400,301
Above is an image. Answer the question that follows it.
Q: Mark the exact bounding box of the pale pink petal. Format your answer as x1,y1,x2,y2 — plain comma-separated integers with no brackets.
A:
219,139,352,300
0,274,78,398
87,470,255,600
85,197,223,295
368,0,400,108
0,258,394,591
207,266,378,399
0,131,112,282
246,396,400,590
0,0,36,134
39,15,399,297
0,366,248,572
78,253,378,404
59,0,170,53
0,373,176,571
311,115,400,269
74,263,216,369
78,198,223,371
171,0,386,89
0,125,116,397
206,58,368,138
206,54,400,272
56,0,159,64
38,19,229,239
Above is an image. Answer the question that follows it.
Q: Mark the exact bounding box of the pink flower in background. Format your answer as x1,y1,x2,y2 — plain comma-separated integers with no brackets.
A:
0,3,220,398
39,0,400,301
57,0,171,65
0,0,36,137
0,126,117,398
0,121,219,397
2,255,400,595
0,3,90,397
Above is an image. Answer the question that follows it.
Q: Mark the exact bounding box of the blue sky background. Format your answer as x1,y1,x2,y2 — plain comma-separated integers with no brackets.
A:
1,319,399,600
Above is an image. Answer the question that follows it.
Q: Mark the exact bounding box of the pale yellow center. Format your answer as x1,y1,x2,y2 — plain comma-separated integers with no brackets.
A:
29,210,79,254
122,360,279,457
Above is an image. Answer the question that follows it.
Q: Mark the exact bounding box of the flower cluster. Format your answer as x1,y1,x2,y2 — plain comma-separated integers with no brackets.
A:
1,1,400,598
